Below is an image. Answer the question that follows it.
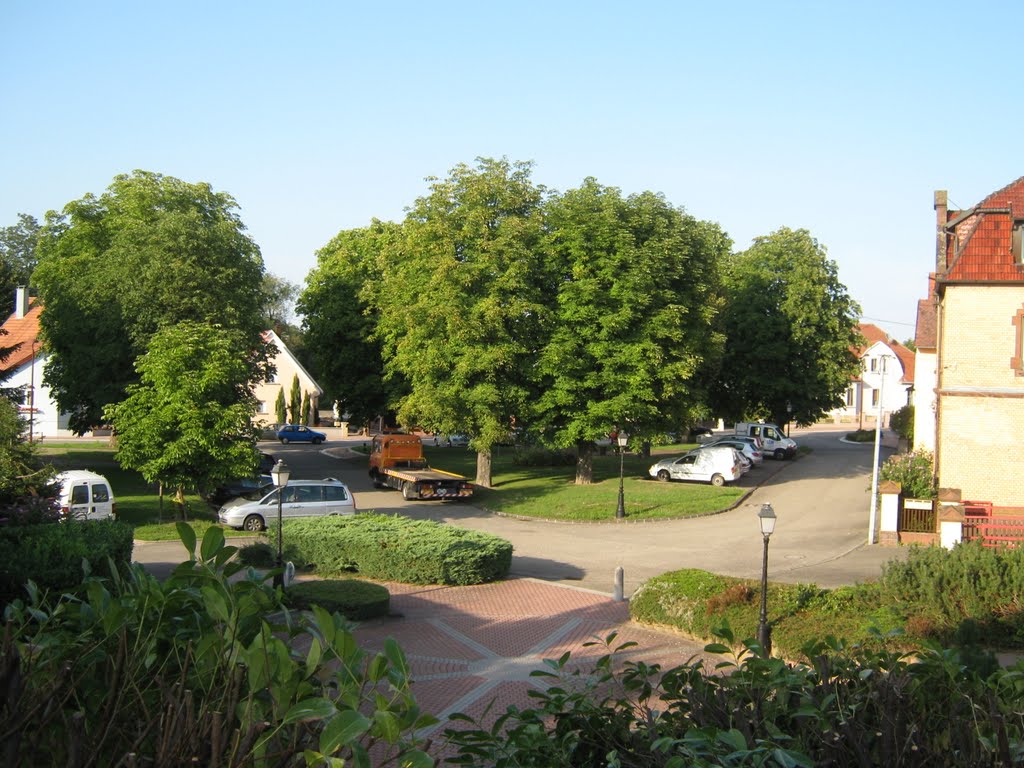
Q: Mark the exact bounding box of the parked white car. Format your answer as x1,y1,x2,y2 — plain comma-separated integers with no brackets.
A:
702,438,763,466
55,470,116,520
648,445,744,487
218,478,356,531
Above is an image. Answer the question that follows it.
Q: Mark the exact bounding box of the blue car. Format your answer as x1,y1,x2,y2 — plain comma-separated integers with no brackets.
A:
277,424,327,445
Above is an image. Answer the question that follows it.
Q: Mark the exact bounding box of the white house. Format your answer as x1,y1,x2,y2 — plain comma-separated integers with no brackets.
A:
0,287,81,438
252,329,323,426
832,323,914,426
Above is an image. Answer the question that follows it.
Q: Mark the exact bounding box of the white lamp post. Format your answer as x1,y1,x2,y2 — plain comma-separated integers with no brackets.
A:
868,356,891,545
616,431,629,519
270,459,291,586
757,503,776,656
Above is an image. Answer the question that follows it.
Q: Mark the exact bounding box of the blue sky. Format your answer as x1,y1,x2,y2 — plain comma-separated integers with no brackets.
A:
3,1,1023,339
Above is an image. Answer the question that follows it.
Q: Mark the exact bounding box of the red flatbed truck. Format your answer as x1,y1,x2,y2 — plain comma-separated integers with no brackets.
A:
368,433,474,501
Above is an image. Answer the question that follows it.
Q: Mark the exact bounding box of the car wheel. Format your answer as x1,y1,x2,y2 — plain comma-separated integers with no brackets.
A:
313,437,322,445
280,437,289,445
711,474,725,487
774,449,785,461
402,482,415,501
656,469,671,482
370,470,384,489
242,514,265,532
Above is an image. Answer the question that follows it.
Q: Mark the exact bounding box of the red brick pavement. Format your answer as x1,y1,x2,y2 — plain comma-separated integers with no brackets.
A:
349,577,716,749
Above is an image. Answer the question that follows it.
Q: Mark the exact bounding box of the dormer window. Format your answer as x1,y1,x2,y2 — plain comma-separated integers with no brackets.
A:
1013,221,1024,264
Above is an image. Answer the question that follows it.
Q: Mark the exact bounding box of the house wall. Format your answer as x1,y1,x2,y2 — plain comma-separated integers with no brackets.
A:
912,347,937,452
5,356,78,439
251,332,321,426
937,286,1024,505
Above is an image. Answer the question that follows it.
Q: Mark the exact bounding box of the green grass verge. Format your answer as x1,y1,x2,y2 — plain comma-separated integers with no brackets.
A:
630,568,914,659
421,445,744,521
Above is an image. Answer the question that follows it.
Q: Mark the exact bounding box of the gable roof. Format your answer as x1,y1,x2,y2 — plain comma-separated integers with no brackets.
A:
262,329,323,397
0,298,43,370
943,176,1024,283
855,323,915,384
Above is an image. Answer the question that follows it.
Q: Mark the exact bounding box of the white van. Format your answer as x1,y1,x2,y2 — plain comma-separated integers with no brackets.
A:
648,445,744,486
734,422,797,460
55,470,117,520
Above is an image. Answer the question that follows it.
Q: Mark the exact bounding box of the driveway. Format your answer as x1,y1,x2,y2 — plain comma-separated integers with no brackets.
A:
137,425,906,595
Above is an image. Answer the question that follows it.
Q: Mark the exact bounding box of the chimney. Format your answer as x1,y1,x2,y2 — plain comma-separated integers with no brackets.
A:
934,190,948,273
14,286,28,319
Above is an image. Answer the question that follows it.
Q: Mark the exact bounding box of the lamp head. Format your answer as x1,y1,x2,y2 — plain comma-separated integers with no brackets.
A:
271,459,291,488
758,502,776,536
617,431,628,448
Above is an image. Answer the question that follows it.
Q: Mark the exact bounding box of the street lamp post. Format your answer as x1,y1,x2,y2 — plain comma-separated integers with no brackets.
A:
616,431,629,519
757,503,777,656
868,355,891,545
270,459,291,587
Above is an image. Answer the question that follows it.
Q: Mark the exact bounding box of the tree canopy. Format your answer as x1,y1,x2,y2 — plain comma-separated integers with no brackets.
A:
104,322,261,513
710,227,862,426
33,171,271,433
535,179,730,482
374,158,549,486
0,213,40,314
298,221,400,428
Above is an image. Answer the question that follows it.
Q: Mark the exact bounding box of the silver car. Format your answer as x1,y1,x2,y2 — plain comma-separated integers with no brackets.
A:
701,438,763,466
648,445,744,487
218,477,356,532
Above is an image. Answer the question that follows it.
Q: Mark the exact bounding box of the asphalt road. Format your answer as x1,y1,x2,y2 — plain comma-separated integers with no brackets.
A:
133,426,909,596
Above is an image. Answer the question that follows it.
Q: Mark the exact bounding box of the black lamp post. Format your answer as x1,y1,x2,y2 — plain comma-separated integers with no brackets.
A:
270,459,291,587
616,431,628,519
757,502,776,655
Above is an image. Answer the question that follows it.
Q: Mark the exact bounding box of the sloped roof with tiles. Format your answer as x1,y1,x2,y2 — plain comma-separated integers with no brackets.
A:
944,176,1024,283
855,323,915,385
0,299,43,370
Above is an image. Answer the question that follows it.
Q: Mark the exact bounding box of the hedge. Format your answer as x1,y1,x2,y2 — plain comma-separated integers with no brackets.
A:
0,519,134,608
274,514,512,585
286,579,391,620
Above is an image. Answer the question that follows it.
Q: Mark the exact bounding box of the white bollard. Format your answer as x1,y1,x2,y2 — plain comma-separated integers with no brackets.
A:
284,561,296,588
614,566,624,602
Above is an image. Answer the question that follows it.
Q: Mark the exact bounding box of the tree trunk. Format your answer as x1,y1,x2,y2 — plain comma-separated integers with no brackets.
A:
575,440,594,485
475,449,493,488
641,441,651,459
174,485,187,521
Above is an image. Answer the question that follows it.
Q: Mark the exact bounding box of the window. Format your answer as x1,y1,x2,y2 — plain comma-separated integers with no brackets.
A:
1014,221,1024,264
845,387,855,406
71,485,88,505
869,357,877,372
257,401,267,414
91,484,109,503
871,389,880,407
1013,305,1024,376
324,486,348,502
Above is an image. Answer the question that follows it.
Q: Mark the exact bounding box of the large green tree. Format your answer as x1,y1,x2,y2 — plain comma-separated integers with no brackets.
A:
375,158,548,486
710,227,862,426
298,221,400,428
0,213,40,312
104,322,261,516
33,171,271,433
535,179,730,483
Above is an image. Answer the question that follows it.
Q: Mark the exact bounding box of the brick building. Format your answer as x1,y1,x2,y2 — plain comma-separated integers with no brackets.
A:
913,178,1024,507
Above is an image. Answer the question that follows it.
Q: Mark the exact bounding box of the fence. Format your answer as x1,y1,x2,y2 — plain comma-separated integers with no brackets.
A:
898,499,936,533
963,504,1024,547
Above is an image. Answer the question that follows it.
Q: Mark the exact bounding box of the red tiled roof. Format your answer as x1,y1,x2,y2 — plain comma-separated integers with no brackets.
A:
915,298,937,349
0,299,42,370
945,177,1024,283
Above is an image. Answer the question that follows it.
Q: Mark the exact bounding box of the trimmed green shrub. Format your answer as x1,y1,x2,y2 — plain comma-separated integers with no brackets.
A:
276,514,512,585
878,540,1024,644
287,578,390,620
1,524,434,766
879,449,936,499
511,445,576,466
845,428,876,442
444,631,1024,766
0,519,133,607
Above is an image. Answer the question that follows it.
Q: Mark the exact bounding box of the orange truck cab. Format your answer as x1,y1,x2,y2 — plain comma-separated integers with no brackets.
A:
369,434,473,501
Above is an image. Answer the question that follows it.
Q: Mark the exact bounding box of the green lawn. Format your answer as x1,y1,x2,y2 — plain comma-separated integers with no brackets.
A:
422,445,745,521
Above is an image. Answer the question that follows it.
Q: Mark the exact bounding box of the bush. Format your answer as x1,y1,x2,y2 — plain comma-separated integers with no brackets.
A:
0,524,435,766
845,428,876,442
879,449,936,499
878,540,1024,644
287,578,390,620
443,631,1024,766
0,519,134,608
275,514,512,585
890,403,914,442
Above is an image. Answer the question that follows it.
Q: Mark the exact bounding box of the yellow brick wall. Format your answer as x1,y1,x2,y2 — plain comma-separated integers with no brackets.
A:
936,285,1024,505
